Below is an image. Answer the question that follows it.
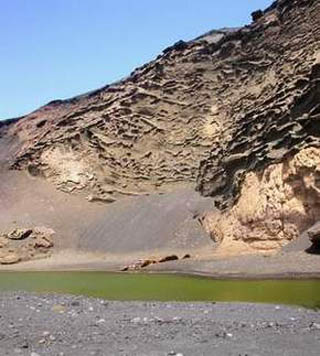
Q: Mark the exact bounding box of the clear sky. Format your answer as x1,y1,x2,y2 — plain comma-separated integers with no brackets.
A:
0,0,273,119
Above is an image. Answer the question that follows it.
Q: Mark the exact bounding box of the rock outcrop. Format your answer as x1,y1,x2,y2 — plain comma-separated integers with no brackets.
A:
306,221,320,251
0,227,54,264
121,254,184,271
202,147,320,254
197,0,320,208
1,0,320,255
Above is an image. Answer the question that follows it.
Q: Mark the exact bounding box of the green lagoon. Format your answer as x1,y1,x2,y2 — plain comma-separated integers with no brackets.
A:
0,272,319,308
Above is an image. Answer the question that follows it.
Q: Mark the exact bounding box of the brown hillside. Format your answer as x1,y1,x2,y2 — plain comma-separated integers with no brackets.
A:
1,0,320,261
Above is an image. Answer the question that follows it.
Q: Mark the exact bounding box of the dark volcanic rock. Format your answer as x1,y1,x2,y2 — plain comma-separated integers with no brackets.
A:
158,255,179,263
307,222,320,248
7,228,33,240
251,10,264,22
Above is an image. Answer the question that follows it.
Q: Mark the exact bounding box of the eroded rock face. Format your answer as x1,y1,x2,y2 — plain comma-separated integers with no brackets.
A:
196,0,320,253
1,0,320,254
0,227,54,265
7,1,315,202
202,147,320,254
197,0,320,209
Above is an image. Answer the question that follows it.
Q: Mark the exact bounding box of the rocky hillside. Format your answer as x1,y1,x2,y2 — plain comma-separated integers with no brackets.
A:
2,0,320,255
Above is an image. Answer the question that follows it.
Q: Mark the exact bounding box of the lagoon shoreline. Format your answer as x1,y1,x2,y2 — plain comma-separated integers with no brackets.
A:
1,251,320,355
1,249,320,280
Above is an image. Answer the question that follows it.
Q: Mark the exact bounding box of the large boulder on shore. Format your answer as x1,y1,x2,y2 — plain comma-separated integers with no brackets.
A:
0,227,55,265
307,222,320,246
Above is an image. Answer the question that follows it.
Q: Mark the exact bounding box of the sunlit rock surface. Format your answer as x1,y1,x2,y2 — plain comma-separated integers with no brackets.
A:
1,0,320,257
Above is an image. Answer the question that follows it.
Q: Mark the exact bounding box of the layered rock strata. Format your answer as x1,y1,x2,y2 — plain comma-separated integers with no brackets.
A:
1,0,320,254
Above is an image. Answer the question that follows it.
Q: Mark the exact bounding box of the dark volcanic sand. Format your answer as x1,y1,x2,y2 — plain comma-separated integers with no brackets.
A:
1,293,320,356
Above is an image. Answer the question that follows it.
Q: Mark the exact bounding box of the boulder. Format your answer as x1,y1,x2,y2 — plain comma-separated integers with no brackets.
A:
34,236,53,249
251,10,263,22
158,255,179,263
33,227,55,249
121,255,179,271
307,222,320,245
0,253,21,265
182,254,191,259
0,226,55,265
7,228,32,240
0,236,8,248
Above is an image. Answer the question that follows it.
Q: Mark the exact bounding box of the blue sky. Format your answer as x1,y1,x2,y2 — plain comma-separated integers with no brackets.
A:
0,0,273,119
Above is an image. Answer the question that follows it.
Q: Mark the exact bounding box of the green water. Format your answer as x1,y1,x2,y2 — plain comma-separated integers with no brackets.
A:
0,272,320,308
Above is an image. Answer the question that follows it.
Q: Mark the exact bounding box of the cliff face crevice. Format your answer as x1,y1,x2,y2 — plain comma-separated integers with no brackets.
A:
1,0,320,253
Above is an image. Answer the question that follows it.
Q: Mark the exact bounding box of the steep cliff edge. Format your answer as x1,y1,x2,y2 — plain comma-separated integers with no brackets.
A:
2,0,320,257
197,0,320,254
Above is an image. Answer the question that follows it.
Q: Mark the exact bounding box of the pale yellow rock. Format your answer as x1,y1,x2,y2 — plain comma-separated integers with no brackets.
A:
0,236,8,248
0,254,21,265
203,147,320,255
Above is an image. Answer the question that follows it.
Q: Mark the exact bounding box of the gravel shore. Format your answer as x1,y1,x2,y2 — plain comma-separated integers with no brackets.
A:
1,292,320,356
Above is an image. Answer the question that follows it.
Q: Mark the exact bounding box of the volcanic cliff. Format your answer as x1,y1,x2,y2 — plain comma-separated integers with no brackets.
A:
1,0,320,260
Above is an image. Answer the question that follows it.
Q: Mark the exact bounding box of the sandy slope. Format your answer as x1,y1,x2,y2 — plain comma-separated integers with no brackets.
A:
0,134,217,268
2,134,319,277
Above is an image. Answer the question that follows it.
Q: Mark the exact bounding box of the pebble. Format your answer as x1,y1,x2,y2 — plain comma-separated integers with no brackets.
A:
310,322,320,329
21,341,29,349
97,318,106,324
131,317,141,323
